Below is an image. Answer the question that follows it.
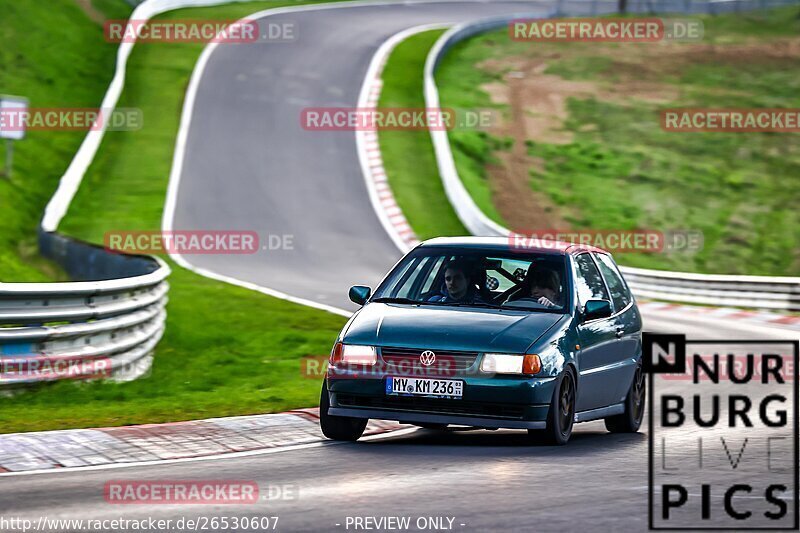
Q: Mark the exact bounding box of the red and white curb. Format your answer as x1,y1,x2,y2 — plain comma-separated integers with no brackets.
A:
0,409,405,474
356,24,452,254
361,81,420,251
359,70,420,251
637,300,800,331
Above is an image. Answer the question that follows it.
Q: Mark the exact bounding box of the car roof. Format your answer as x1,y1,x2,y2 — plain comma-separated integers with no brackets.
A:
418,236,608,256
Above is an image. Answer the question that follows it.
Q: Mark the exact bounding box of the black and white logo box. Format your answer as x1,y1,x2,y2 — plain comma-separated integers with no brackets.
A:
645,334,798,530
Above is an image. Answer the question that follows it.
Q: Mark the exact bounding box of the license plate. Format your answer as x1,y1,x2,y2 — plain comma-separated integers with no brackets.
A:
386,377,463,399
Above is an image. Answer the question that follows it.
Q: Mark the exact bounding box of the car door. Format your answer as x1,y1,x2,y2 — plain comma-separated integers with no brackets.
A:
572,253,623,411
593,252,642,403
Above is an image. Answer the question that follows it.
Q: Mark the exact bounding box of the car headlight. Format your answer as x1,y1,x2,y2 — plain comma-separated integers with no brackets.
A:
481,353,541,375
330,343,377,366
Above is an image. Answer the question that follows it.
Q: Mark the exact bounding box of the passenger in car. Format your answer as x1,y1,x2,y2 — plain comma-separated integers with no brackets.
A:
513,267,562,308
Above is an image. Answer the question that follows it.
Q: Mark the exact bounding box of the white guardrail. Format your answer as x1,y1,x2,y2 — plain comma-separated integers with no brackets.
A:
0,259,170,387
424,2,800,312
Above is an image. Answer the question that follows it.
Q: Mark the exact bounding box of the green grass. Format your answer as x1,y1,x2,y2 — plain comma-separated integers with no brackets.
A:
402,7,800,276
0,271,343,433
91,0,136,20
435,38,513,228
0,0,132,281
526,98,800,274
0,1,349,434
377,30,469,239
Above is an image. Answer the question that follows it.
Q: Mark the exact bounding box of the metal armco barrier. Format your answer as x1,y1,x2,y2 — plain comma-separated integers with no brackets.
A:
622,267,800,311
0,232,170,387
424,1,800,312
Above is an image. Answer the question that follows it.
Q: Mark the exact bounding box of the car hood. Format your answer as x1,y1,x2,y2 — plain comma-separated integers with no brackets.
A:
342,303,567,354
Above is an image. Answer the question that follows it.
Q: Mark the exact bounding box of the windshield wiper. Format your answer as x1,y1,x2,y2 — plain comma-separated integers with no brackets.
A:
372,297,421,305
446,302,502,309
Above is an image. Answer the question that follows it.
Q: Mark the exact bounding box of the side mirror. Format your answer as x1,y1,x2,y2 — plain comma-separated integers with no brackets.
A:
349,285,371,306
583,299,612,321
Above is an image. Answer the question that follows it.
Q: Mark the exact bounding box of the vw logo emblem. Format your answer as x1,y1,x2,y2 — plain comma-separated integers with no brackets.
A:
419,350,436,366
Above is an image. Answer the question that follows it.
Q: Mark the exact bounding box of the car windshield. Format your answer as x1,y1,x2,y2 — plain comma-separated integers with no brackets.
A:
372,248,569,312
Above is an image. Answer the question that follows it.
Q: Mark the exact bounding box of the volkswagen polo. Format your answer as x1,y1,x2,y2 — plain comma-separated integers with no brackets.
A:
319,237,645,445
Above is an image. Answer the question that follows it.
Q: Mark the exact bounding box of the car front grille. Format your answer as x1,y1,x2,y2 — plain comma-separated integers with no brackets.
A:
335,393,525,420
379,347,478,376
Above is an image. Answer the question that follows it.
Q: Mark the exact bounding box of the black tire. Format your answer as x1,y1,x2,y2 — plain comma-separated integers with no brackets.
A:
319,381,368,441
528,370,576,445
605,361,646,433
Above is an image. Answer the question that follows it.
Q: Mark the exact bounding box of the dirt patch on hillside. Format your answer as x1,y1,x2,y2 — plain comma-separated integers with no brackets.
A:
75,0,106,24
475,37,800,233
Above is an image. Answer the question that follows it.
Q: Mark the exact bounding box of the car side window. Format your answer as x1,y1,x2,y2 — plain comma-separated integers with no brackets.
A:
573,253,610,307
594,253,632,311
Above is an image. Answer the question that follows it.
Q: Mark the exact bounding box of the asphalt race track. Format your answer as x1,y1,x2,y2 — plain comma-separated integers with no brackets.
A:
168,0,556,310
2,2,797,531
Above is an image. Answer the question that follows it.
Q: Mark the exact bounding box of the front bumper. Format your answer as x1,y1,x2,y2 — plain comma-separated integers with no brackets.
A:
327,372,557,430
329,405,547,429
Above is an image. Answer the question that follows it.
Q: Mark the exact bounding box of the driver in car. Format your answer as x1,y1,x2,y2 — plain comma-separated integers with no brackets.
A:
428,260,486,304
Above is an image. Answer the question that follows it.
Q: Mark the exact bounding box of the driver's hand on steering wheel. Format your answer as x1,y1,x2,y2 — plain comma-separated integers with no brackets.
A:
537,296,556,308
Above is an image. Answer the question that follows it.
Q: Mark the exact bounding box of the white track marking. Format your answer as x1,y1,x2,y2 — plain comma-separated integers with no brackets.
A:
355,23,453,254
161,1,535,314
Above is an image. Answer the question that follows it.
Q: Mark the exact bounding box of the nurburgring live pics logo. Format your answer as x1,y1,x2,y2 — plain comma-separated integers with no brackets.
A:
644,333,798,530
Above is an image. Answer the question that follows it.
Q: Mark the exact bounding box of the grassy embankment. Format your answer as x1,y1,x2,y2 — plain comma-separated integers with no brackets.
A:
378,8,800,276
0,0,131,281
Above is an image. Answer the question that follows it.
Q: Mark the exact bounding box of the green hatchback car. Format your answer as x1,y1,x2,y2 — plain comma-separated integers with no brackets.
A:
320,237,645,445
